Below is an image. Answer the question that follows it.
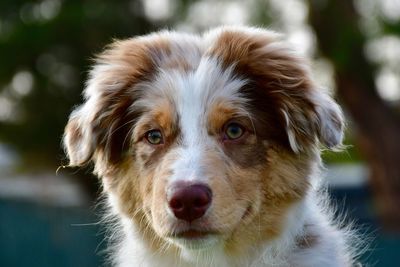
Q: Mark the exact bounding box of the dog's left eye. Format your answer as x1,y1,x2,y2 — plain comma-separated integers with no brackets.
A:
145,130,164,145
225,123,245,140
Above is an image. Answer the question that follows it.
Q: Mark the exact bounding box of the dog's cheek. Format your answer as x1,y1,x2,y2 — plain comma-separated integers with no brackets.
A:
106,165,142,220
227,168,263,226
231,167,263,217
259,147,313,235
214,140,266,227
223,147,313,253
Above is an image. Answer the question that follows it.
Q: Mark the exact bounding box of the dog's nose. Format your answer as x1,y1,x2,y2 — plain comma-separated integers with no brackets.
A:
168,184,212,222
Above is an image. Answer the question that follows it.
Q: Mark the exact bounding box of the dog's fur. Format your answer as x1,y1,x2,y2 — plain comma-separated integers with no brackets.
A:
63,26,359,266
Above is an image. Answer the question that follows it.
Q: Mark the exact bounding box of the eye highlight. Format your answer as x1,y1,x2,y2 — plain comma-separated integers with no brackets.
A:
145,130,163,145
224,123,245,140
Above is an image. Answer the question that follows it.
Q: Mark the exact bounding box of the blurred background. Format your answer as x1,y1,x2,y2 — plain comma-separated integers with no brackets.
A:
0,0,399,266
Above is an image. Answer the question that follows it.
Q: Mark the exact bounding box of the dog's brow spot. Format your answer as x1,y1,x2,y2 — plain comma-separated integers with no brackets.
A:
296,234,319,249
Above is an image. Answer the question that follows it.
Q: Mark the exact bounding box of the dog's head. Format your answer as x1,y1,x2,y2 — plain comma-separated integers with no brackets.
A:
63,27,343,253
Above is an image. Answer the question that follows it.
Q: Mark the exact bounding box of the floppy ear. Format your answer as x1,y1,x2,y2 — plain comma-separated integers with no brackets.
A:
280,90,344,153
63,38,158,167
264,51,344,152
311,92,344,149
63,106,97,167
207,27,344,152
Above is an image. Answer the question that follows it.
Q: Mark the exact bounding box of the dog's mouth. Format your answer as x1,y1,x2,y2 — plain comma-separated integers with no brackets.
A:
173,229,217,240
167,204,253,240
161,202,256,250
168,229,220,249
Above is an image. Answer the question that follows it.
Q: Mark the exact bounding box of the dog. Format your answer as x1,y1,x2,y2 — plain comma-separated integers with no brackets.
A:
63,26,359,266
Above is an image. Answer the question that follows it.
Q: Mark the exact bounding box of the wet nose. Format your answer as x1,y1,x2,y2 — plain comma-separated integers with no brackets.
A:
168,184,212,222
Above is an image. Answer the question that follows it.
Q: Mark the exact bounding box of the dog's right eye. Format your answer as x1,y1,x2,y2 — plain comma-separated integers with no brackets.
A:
224,122,245,140
145,130,164,145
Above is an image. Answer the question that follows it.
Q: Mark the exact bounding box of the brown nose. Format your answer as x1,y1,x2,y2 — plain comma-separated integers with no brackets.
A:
168,184,212,222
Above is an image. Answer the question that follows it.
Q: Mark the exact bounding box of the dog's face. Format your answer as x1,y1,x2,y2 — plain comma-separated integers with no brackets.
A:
64,27,343,252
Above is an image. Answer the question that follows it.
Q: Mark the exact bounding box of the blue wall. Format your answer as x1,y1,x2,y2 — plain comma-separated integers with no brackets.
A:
0,200,104,267
1,187,399,266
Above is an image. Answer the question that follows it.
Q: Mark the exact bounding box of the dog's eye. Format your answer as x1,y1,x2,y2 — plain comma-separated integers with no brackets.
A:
145,130,163,145
225,123,245,140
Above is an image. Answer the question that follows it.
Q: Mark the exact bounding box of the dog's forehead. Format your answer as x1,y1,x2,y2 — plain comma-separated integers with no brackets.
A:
140,55,248,136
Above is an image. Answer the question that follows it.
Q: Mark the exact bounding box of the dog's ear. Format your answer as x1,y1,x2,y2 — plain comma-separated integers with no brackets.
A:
280,90,344,153
63,38,158,167
208,27,344,152
63,107,96,167
309,92,344,149
259,41,345,152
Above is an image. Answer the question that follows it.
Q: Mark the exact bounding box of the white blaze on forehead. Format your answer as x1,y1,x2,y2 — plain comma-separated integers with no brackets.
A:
161,56,247,183
176,57,247,146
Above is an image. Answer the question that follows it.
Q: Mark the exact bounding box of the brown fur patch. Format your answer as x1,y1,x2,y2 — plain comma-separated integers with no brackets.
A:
224,145,312,255
208,29,319,152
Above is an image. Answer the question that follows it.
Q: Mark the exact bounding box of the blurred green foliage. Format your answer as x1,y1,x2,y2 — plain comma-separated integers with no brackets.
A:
322,135,363,164
0,0,159,169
